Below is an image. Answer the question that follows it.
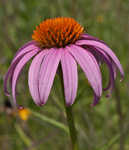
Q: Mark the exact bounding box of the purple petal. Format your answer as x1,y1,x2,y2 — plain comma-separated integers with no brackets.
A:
112,62,117,79
12,41,40,63
28,50,49,106
98,51,114,92
4,55,25,96
68,45,102,100
39,48,62,105
15,41,36,56
5,42,40,94
80,33,105,44
12,50,38,106
61,50,78,106
76,39,124,79
4,44,40,96
91,94,100,106
87,46,115,91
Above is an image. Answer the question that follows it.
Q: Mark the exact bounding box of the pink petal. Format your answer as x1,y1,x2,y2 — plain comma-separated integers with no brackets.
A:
80,33,105,44
12,41,39,63
87,46,115,91
9,49,37,93
28,50,49,106
4,55,24,96
68,45,102,98
15,41,36,55
9,43,40,87
61,50,78,106
39,48,62,105
12,50,38,106
91,95,100,106
76,40,124,79
96,48,114,91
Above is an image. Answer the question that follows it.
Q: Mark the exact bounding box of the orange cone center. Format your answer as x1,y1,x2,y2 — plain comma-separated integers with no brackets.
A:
32,17,84,48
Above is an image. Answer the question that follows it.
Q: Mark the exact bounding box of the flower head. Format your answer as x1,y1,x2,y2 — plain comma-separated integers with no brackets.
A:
32,17,84,48
4,17,124,107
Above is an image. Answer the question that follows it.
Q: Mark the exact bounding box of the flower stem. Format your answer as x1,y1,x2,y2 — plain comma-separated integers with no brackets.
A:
114,82,125,150
58,65,79,150
65,106,78,150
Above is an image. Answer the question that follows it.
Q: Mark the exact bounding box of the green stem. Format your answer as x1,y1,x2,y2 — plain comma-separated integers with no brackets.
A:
114,82,124,150
65,106,78,150
30,109,69,134
59,65,79,150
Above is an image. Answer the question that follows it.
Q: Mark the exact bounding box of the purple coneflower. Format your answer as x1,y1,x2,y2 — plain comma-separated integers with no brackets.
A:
4,17,124,107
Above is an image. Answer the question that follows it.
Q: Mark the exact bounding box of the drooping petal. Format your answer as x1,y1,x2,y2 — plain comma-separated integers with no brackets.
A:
5,43,39,96
76,40,124,79
112,62,117,79
97,49,114,92
91,94,100,106
15,41,36,56
86,46,115,91
12,50,38,106
68,45,102,100
39,48,62,105
10,43,40,86
4,55,25,96
80,33,105,44
9,48,39,93
12,41,40,63
28,50,49,106
61,50,78,106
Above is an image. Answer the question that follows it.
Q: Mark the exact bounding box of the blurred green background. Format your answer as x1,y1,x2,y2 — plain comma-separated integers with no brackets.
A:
0,0,129,150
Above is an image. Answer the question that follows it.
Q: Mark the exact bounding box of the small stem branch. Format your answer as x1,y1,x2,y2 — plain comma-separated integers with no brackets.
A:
30,109,69,134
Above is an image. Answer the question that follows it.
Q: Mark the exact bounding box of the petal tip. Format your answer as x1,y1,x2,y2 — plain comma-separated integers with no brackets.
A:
92,95,100,106
5,92,10,97
35,101,46,107
120,76,124,82
90,103,96,107
65,101,73,107
105,94,111,98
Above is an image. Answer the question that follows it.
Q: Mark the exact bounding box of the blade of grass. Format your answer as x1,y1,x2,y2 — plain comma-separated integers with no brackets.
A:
101,134,120,150
100,120,129,150
15,124,32,147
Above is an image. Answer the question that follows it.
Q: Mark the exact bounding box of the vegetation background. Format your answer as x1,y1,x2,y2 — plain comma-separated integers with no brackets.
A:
0,0,129,150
